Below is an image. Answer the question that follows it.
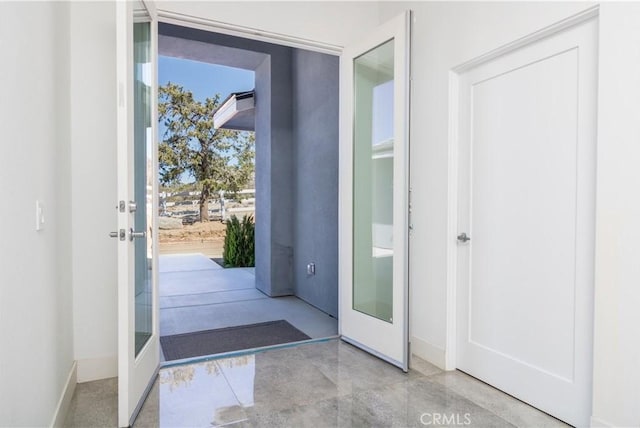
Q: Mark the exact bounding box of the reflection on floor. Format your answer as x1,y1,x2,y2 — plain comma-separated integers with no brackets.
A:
64,339,569,427
159,254,338,360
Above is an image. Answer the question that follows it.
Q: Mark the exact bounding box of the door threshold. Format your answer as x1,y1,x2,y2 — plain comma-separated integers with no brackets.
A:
160,335,340,369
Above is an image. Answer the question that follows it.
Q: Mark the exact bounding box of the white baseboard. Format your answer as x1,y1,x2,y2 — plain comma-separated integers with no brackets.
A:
410,336,446,370
50,361,77,428
590,416,615,427
77,356,117,383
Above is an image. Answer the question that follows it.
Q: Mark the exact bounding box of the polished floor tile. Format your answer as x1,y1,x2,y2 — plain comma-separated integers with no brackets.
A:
133,340,566,428
66,339,569,428
297,339,421,396
427,371,570,427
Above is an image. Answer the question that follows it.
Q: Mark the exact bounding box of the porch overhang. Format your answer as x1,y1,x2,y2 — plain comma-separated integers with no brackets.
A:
213,90,255,131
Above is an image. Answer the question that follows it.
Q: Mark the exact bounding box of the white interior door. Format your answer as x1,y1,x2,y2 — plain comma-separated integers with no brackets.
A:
455,17,597,427
116,1,159,426
339,11,410,371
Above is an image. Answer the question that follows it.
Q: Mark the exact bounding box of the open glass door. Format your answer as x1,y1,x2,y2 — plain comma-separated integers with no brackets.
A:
339,11,411,371
116,1,159,426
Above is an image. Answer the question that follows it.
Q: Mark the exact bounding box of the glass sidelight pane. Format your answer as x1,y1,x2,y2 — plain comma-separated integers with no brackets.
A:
134,21,153,357
352,39,394,323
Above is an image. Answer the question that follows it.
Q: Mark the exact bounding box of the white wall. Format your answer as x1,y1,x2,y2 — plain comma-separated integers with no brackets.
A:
0,2,74,426
592,3,640,427
70,1,119,382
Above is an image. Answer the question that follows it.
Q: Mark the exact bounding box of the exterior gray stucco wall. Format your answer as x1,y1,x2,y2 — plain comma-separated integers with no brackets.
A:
159,23,295,297
159,24,338,314
292,50,339,317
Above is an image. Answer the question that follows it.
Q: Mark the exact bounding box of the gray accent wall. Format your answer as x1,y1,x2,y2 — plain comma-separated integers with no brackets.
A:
159,24,338,315
160,23,295,297
292,50,339,317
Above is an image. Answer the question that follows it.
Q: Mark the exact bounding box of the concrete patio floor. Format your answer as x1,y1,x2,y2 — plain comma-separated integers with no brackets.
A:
159,254,338,359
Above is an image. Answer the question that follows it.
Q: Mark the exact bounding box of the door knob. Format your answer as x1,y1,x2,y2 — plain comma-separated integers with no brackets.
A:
457,232,470,243
129,228,146,241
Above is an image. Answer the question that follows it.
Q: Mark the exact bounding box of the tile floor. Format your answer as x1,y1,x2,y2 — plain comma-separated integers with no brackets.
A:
159,254,338,358
64,339,569,427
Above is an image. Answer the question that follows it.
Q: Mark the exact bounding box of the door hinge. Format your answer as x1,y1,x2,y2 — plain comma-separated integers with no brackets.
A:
408,187,413,235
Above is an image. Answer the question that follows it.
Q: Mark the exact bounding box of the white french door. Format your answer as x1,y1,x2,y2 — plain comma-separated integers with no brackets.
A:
455,16,597,427
116,1,159,426
339,11,411,371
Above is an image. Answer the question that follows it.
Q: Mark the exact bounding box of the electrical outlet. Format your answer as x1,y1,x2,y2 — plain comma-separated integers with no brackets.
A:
306,262,316,276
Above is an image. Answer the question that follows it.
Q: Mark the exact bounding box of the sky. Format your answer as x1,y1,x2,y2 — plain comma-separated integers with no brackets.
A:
159,56,255,184
159,55,255,103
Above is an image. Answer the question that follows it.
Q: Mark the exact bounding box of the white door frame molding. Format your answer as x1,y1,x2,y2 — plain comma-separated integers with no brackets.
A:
154,8,343,56
444,5,600,371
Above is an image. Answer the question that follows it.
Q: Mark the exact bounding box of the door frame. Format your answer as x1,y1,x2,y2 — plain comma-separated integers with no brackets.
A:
154,8,342,56
444,2,600,372
152,11,342,340
151,7,412,369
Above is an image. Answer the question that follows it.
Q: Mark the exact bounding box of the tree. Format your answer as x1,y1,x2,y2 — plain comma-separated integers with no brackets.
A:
159,83,255,222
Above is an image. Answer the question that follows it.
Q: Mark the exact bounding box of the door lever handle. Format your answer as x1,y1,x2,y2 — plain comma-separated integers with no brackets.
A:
457,232,471,243
129,228,146,241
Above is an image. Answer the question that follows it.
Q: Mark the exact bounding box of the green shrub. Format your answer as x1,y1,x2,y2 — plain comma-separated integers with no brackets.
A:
223,215,255,267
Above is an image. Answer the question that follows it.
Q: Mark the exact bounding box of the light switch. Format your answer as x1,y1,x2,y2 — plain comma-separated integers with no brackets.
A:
36,200,45,231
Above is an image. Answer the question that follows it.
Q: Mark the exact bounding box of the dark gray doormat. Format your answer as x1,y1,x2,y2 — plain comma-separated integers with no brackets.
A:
160,320,311,361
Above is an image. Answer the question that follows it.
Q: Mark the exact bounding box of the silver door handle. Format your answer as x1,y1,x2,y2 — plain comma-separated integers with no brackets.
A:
457,233,470,243
129,228,146,241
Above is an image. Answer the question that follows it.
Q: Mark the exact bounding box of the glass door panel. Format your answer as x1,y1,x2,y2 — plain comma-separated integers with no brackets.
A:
134,21,152,357
353,40,395,323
